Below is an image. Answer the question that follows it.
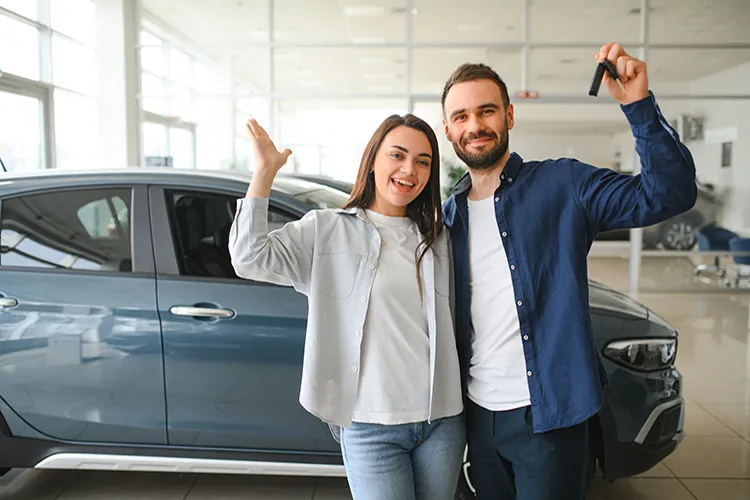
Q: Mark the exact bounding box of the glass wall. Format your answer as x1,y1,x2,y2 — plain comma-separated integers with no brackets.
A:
0,0,97,171
134,0,750,294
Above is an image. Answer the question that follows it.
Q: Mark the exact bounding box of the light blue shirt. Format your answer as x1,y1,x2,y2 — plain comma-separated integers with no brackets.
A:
229,197,463,427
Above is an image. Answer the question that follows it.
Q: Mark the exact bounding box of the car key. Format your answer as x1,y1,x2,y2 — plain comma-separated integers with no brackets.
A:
589,59,626,96
588,62,606,96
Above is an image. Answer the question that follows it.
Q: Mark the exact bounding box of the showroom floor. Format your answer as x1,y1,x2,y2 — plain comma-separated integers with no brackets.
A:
2,257,750,500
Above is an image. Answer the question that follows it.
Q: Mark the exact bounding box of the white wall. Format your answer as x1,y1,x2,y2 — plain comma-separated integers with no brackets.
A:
510,130,619,168
685,61,750,233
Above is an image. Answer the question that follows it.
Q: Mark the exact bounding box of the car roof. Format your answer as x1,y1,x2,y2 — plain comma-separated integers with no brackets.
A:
0,167,339,197
0,167,251,184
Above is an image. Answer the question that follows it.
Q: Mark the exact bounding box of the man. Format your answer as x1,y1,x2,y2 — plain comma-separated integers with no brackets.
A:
441,43,696,499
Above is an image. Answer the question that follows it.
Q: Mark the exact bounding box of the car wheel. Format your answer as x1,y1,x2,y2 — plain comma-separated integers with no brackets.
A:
660,217,698,250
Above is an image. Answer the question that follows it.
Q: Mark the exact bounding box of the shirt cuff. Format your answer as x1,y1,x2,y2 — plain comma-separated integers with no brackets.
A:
237,196,269,211
620,91,660,126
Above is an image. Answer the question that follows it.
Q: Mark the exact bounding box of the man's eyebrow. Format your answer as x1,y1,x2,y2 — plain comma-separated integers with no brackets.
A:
449,108,467,120
449,103,500,120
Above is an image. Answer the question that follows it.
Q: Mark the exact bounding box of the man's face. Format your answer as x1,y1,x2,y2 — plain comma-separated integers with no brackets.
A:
442,79,514,171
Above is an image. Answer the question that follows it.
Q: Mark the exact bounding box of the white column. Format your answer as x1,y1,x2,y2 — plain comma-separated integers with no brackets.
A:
196,55,235,170
96,0,141,167
628,0,649,296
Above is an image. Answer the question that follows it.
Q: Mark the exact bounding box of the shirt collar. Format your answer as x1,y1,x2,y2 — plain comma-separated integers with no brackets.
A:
454,152,524,195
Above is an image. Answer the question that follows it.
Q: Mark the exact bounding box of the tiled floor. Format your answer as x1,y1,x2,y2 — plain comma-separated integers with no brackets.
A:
2,260,750,499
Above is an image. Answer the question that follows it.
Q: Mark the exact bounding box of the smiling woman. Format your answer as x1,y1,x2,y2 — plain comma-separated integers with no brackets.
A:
230,114,464,500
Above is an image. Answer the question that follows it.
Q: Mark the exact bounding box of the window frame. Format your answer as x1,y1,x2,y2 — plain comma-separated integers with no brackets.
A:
147,185,299,283
0,184,154,276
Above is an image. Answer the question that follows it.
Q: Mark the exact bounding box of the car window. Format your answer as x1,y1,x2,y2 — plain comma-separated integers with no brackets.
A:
272,178,350,209
165,190,296,279
78,195,129,237
291,188,349,210
0,188,133,272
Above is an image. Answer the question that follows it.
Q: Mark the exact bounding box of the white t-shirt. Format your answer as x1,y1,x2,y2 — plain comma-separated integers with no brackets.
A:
467,196,531,411
352,209,431,424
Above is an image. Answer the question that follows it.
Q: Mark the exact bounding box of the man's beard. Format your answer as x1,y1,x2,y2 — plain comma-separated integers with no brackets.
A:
452,126,509,171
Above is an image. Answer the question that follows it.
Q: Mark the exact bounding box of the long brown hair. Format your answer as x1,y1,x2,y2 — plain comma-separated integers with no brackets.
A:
344,114,443,297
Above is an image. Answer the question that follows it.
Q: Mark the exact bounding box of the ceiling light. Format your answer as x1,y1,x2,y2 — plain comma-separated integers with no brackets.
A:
628,7,654,15
391,6,418,15
343,6,387,17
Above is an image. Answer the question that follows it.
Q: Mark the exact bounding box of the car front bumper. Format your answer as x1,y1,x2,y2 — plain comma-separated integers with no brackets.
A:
603,396,685,480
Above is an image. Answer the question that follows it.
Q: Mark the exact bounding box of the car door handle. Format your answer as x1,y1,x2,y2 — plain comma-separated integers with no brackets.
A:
169,306,235,319
0,297,18,308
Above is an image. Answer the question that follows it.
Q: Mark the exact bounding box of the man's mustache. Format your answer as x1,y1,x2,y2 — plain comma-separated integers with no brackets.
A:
461,130,497,147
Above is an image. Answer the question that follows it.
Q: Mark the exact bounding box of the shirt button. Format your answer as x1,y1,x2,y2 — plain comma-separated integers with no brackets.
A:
502,231,508,237
495,197,499,202
527,371,532,377
510,265,516,270
356,330,362,336
352,366,359,373
361,297,367,302
369,264,375,270
509,177,513,182
517,300,523,306
523,335,529,340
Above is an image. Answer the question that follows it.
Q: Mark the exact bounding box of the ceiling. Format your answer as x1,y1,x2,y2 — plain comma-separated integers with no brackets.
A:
141,0,750,46
140,0,750,133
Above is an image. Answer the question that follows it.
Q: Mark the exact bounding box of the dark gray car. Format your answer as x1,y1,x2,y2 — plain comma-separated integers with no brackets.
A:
597,181,721,250
0,169,684,497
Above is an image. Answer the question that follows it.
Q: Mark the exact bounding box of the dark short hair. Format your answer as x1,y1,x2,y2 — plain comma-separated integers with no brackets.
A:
441,63,510,111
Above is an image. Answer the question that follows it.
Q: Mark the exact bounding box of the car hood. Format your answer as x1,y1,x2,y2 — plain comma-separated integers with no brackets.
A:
588,280,649,320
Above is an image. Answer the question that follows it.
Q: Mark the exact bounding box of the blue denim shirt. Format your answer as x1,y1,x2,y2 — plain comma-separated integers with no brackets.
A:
442,93,697,433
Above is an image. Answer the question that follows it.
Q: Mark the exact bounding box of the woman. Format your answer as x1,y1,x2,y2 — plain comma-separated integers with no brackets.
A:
229,114,464,500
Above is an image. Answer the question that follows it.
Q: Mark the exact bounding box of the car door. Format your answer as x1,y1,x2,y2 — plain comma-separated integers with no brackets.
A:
0,185,166,444
149,185,338,452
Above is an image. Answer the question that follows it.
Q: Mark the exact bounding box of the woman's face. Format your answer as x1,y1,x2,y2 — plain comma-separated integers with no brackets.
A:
370,125,433,217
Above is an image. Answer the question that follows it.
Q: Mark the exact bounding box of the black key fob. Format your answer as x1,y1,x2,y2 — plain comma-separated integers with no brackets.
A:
589,62,606,96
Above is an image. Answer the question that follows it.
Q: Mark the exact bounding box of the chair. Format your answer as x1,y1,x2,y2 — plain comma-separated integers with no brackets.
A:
728,237,750,288
694,224,738,279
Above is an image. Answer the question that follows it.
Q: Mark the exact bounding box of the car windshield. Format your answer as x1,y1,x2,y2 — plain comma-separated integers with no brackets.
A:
272,177,351,209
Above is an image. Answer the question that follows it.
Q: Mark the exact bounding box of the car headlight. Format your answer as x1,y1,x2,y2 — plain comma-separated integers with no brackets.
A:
603,339,677,372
